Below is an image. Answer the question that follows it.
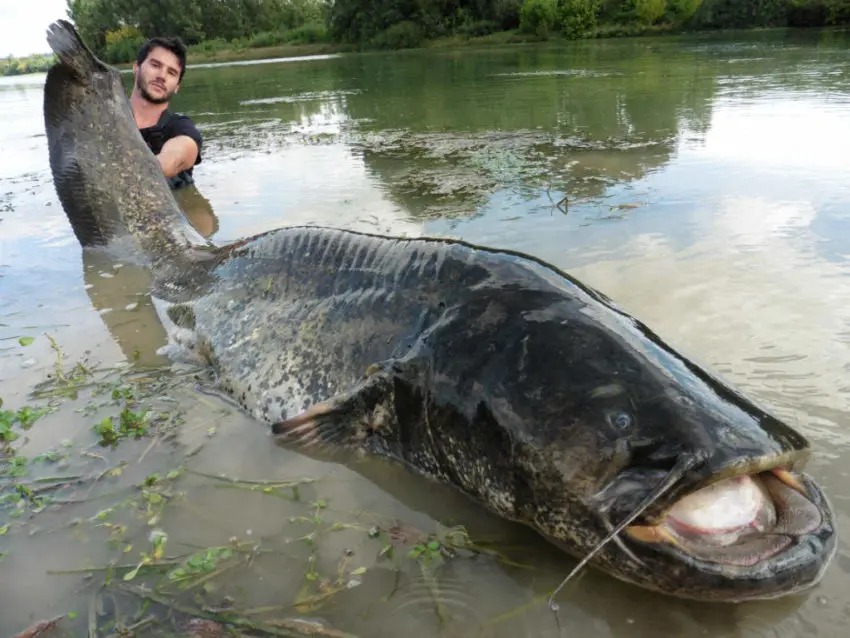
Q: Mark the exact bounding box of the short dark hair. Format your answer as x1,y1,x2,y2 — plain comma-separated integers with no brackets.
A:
136,36,188,82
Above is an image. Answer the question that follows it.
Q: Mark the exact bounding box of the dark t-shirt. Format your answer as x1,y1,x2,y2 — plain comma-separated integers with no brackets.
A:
139,109,203,189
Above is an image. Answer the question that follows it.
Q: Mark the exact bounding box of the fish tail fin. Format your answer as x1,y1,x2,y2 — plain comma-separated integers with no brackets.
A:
46,20,107,81
43,19,129,248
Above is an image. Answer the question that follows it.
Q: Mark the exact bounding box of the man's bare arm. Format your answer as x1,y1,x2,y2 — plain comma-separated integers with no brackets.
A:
157,135,199,179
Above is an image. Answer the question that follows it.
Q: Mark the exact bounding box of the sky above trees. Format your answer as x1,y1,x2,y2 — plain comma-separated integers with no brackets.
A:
2,0,69,57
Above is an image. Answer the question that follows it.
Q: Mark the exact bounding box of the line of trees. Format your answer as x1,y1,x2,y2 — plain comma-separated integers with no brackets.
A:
5,0,850,73
66,0,330,63
327,0,850,44
1,54,55,77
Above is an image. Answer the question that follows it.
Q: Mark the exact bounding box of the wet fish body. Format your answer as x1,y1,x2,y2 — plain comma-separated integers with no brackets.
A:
42,19,838,603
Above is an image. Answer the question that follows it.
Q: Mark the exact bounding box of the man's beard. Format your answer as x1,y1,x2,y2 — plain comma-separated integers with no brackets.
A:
137,76,171,105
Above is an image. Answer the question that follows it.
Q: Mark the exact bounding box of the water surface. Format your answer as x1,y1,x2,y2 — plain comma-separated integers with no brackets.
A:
3,29,850,637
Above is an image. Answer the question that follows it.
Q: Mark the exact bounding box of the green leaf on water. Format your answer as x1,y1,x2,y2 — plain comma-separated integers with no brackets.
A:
168,567,187,581
427,540,440,551
18,336,34,347
0,524,8,535
123,563,142,581
351,566,367,575
67,612,78,619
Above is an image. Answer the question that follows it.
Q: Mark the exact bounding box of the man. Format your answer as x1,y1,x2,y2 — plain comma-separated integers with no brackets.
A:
131,36,203,189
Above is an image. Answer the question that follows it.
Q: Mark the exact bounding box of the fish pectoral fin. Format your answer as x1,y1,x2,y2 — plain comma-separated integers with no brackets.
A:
271,366,396,449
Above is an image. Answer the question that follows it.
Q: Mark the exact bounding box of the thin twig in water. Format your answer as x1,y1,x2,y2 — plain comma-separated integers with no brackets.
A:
31,476,85,495
111,614,157,636
484,590,557,626
117,583,342,638
267,618,360,638
47,557,184,575
137,435,159,463
31,474,83,484
12,616,63,638
186,468,317,488
88,587,100,638
545,182,569,214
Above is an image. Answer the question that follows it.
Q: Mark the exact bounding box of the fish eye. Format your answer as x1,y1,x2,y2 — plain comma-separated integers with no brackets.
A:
608,412,633,430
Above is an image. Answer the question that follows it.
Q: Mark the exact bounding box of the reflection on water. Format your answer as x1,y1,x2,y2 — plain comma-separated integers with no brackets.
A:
174,185,220,240
3,29,850,638
71,186,219,366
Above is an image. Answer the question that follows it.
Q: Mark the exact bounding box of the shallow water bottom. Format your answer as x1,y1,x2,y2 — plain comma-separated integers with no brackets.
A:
5,30,850,638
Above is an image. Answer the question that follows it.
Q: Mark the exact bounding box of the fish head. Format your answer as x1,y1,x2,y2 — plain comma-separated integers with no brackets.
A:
486,289,836,602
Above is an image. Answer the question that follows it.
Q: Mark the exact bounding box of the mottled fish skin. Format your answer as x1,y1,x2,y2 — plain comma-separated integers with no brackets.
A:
42,19,837,603
162,225,835,601
181,228,495,423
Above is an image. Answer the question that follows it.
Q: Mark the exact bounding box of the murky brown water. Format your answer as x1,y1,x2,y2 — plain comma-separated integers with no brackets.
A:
3,29,850,637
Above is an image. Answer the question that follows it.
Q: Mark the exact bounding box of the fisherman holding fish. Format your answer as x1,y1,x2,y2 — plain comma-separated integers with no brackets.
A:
129,35,203,190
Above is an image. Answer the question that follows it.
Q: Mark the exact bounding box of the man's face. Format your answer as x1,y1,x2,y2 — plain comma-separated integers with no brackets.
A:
133,46,182,104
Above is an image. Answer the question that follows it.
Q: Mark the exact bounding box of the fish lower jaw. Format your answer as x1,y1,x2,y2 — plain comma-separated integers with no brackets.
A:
624,468,823,568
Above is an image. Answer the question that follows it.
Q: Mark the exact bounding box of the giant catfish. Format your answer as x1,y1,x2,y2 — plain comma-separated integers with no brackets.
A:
41,19,837,603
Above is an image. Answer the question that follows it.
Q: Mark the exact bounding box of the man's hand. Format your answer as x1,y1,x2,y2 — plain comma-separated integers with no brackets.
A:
157,135,199,179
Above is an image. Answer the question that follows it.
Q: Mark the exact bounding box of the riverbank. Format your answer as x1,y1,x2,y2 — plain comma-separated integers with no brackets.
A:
0,31,558,78
144,23,836,68
177,25,682,66
178,29,540,66
6,23,846,78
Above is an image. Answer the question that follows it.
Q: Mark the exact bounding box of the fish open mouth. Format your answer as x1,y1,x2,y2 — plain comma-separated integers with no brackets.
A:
624,469,823,568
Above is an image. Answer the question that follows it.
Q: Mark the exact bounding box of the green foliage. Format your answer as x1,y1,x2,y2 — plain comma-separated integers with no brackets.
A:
458,20,500,36
667,0,703,22
67,0,327,56
560,0,602,37
689,0,789,29
370,20,425,49
327,0,524,45
787,0,850,25
787,0,830,24
103,25,146,65
5,0,839,70
287,23,331,44
0,54,55,77
491,0,525,28
1,398,51,450
519,0,560,36
633,0,667,23
826,0,850,22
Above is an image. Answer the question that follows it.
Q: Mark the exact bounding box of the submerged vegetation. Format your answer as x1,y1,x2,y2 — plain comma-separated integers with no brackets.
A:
2,335,535,637
48,0,850,69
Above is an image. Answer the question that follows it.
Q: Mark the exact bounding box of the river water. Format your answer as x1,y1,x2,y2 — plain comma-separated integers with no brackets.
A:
2,28,850,637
